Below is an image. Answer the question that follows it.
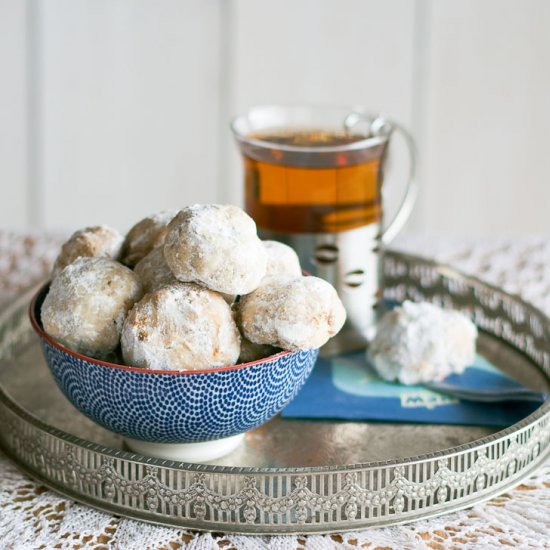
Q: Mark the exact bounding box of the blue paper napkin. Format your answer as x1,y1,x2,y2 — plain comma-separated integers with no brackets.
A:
281,351,540,427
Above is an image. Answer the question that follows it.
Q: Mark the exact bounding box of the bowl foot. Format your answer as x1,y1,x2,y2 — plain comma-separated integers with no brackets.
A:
124,433,245,462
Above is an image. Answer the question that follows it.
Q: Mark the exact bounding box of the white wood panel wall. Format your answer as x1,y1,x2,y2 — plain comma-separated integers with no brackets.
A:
39,0,222,231
420,0,550,234
1,0,549,235
0,0,29,227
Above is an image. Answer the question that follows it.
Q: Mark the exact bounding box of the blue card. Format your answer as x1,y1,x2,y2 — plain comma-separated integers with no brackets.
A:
281,351,540,427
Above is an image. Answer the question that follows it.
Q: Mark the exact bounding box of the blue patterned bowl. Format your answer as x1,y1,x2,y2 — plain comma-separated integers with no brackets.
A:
30,284,319,452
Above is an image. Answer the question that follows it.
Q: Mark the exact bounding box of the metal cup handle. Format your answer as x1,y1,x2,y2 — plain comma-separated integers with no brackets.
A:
343,113,417,244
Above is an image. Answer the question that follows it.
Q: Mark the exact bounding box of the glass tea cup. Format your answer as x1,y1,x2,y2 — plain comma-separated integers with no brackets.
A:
231,105,416,353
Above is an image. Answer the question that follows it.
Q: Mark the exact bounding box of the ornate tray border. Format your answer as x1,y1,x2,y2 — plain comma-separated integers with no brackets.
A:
0,251,549,534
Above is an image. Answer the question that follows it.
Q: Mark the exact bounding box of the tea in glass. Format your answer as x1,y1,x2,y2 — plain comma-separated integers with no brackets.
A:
243,129,385,234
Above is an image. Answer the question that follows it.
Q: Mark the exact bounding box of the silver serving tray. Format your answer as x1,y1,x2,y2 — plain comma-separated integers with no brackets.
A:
0,251,549,534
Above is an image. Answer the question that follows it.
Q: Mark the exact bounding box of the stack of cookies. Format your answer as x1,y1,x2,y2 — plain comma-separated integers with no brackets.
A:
41,204,346,371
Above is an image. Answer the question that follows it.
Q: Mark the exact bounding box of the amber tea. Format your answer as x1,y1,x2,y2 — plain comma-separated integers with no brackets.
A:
242,129,387,234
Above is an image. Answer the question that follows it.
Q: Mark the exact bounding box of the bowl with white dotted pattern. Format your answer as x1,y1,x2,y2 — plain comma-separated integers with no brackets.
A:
30,283,319,462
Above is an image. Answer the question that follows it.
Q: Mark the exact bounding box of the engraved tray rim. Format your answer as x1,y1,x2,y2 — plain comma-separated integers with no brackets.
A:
1,250,549,534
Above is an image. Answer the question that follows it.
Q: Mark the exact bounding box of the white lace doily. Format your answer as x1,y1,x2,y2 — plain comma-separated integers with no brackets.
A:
1,231,549,549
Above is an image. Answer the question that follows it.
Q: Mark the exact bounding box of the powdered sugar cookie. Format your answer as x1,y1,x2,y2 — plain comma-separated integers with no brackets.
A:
121,283,241,371
121,210,177,267
368,301,478,385
53,225,123,276
164,205,267,295
135,247,236,305
42,257,142,357
262,240,301,282
134,247,177,294
236,276,346,351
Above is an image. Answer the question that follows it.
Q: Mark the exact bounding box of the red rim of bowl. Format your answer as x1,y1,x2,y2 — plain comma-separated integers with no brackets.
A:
29,282,296,375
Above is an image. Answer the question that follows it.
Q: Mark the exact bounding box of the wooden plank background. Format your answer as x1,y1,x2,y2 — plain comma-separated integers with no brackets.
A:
0,0,549,236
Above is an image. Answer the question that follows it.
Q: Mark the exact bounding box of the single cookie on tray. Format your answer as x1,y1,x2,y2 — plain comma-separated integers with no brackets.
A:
236,275,346,351
42,257,143,358
164,204,267,295
121,283,241,371
52,225,123,276
368,300,478,385
121,210,177,267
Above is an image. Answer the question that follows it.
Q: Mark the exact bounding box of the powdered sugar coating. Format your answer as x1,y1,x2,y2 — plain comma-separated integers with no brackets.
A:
368,301,478,385
236,276,346,351
163,205,267,295
134,247,235,304
42,257,143,358
262,240,302,282
121,283,241,371
121,210,177,267
53,225,123,276
134,247,177,294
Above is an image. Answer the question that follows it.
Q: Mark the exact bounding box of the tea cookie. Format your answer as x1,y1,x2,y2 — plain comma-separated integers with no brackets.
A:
42,257,143,358
53,225,123,276
262,240,301,281
134,247,236,305
121,283,241,371
134,247,177,294
238,336,279,364
164,205,267,295
237,276,346,351
121,210,177,267
368,301,478,385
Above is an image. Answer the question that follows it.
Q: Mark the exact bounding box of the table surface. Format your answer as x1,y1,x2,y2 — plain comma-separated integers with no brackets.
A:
1,230,549,550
